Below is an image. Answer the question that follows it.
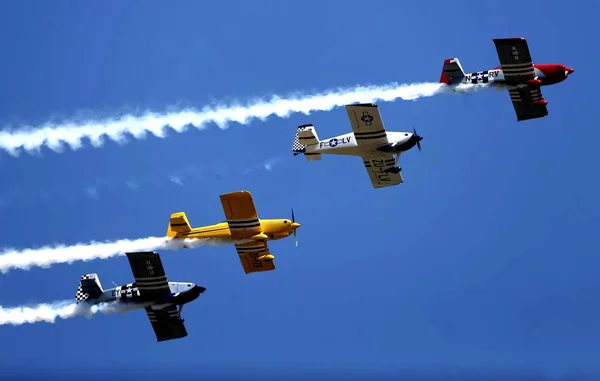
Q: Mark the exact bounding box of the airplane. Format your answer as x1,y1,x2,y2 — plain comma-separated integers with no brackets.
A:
439,37,574,122
166,190,300,275
74,251,206,342
291,103,423,189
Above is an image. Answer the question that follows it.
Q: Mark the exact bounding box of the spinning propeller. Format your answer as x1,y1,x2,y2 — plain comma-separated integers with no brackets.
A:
413,126,423,151
291,208,300,246
395,127,423,166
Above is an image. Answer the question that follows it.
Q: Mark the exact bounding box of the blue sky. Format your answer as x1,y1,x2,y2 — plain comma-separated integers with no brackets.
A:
0,0,597,380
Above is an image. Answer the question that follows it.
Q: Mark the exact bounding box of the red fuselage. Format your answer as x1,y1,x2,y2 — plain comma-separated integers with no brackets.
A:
461,63,574,88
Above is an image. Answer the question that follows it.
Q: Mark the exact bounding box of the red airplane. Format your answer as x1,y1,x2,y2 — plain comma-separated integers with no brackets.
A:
439,37,574,121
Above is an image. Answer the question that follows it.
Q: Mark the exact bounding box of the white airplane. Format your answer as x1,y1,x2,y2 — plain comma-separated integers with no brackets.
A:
292,103,423,189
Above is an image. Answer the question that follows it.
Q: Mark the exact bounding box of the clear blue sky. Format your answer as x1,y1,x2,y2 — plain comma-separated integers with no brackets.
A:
0,0,597,380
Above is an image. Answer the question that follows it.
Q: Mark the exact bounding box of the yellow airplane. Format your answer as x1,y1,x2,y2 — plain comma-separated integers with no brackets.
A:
166,190,301,274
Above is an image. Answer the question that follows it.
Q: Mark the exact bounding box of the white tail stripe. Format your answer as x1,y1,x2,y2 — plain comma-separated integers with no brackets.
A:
501,62,533,68
134,276,167,282
136,280,169,287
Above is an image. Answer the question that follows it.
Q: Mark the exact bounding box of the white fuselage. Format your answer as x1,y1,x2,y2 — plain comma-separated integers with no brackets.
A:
305,131,415,156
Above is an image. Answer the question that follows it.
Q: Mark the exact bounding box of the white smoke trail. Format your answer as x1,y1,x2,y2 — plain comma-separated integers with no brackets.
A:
0,299,148,326
0,236,238,273
0,82,489,156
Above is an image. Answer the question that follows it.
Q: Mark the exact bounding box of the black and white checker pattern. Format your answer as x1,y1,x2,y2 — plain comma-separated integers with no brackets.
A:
74,274,91,301
118,282,140,299
468,70,489,84
292,125,308,153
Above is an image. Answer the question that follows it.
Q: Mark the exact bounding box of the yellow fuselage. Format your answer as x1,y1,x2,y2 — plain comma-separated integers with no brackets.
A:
180,219,296,241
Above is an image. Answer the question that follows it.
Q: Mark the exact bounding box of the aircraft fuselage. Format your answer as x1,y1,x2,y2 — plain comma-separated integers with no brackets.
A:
83,281,205,311
302,130,420,157
453,63,574,90
177,219,298,242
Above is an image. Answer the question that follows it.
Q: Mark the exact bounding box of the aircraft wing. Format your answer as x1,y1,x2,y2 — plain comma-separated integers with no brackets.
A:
345,103,390,146
508,88,548,121
362,154,403,189
144,305,188,342
234,241,276,274
220,190,262,240
493,38,536,83
126,252,171,299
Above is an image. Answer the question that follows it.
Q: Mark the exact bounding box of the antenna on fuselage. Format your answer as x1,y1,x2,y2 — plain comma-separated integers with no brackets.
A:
112,280,118,287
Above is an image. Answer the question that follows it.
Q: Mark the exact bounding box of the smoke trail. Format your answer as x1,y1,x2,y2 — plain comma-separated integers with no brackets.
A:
0,82,488,156
0,236,237,273
0,299,149,326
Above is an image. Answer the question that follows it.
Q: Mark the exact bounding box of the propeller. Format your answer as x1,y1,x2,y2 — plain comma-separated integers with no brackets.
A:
291,208,300,246
413,126,423,151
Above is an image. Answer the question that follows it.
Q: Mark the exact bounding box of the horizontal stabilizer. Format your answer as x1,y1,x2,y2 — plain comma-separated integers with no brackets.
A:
304,152,321,161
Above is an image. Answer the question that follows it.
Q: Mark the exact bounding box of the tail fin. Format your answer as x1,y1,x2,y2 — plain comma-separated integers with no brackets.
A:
75,273,104,302
292,124,321,161
166,212,192,238
440,58,466,84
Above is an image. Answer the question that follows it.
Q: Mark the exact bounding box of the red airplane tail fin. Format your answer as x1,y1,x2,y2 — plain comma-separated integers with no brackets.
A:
440,60,452,84
440,58,466,84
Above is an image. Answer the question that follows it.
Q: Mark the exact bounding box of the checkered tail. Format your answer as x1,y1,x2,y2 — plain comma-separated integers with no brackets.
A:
292,128,306,155
75,273,104,302
292,124,322,161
